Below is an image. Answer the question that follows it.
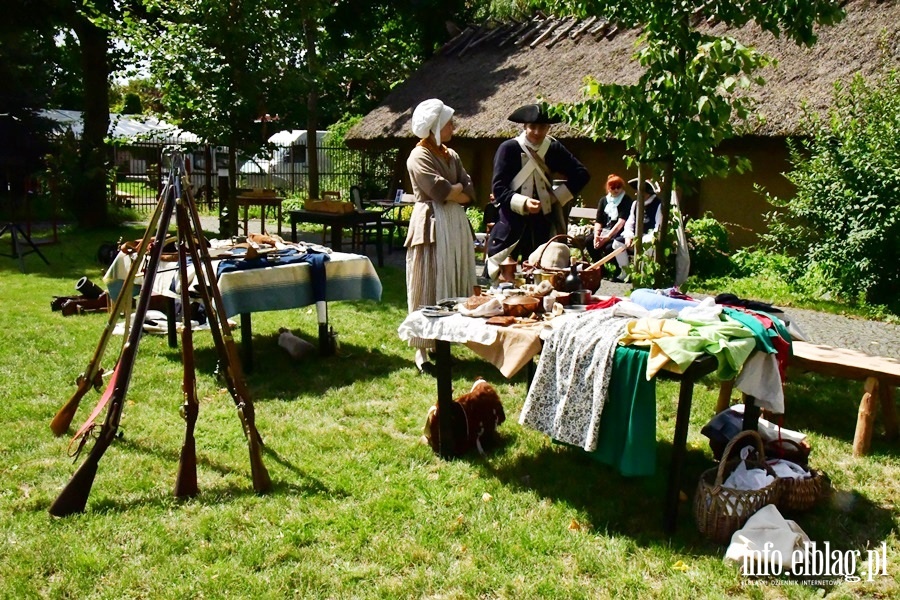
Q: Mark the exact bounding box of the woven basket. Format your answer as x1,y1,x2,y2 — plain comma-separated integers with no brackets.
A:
523,234,603,292
773,463,831,513
694,430,781,544
764,438,811,468
304,198,354,214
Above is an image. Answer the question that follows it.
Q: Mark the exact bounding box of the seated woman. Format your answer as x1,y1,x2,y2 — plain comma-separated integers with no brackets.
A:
611,179,662,281
587,174,633,278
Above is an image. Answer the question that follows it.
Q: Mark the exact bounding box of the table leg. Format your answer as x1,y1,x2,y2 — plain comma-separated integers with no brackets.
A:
260,205,266,235
330,223,343,252
166,297,177,348
881,382,898,440
435,340,457,459
276,203,282,237
664,377,694,533
742,394,761,432
375,218,384,267
241,313,253,373
242,205,249,236
291,219,298,243
316,301,335,356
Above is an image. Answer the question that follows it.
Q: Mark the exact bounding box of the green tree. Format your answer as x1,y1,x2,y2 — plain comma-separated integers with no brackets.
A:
110,78,163,114
129,0,476,234
8,0,141,227
542,0,844,286
0,25,56,209
763,57,900,310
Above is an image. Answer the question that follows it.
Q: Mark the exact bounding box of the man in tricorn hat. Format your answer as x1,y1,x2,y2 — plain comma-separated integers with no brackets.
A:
485,103,590,281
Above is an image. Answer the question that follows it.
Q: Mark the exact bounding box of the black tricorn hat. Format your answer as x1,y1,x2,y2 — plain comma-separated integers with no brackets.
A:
508,103,562,124
628,178,657,198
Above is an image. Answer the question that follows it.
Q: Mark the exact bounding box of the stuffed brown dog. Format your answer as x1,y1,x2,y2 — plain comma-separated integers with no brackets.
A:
422,379,505,456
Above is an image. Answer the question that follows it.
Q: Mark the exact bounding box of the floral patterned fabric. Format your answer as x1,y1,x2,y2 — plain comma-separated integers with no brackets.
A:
519,308,631,451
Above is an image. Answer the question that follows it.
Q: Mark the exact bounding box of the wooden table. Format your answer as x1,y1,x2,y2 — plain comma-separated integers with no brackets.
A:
367,199,413,251
103,249,383,370
399,310,758,534
236,195,284,236
289,209,385,267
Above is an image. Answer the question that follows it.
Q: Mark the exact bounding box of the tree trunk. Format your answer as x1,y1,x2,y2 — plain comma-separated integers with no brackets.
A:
221,133,238,237
305,18,320,201
654,158,675,288
73,16,110,228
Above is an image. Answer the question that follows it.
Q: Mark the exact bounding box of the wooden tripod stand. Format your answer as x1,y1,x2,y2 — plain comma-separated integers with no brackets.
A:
0,221,49,272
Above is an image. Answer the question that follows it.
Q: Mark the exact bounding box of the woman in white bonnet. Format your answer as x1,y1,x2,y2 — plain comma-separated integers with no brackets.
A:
405,98,477,374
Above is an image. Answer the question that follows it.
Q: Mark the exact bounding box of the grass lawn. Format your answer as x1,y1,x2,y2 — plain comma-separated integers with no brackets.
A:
1,224,897,599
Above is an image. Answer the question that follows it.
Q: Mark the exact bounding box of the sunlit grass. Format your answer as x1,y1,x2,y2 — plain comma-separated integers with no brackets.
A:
0,226,897,598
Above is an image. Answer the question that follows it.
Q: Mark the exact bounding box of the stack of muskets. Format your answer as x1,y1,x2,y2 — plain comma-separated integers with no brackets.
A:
48,153,271,517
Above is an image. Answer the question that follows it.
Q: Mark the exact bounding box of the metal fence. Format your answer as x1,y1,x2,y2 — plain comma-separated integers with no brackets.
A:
108,141,399,212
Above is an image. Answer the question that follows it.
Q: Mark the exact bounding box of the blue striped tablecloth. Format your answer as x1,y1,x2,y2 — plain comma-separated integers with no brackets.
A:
103,250,382,317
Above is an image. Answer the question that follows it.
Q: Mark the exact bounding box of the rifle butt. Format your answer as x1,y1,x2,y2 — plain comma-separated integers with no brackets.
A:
48,457,99,516
50,388,88,436
247,432,272,493
174,437,198,498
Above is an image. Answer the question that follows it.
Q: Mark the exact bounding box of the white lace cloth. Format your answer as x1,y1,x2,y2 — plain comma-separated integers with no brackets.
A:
398,312,498,346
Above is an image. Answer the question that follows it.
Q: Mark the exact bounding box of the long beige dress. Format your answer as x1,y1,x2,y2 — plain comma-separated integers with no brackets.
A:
405,143,477,350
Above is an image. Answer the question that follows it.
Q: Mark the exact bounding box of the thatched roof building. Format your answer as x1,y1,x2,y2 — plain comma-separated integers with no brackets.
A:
347,0,900,246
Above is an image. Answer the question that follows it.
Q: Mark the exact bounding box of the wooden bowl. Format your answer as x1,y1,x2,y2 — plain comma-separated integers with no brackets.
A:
502,295,540,317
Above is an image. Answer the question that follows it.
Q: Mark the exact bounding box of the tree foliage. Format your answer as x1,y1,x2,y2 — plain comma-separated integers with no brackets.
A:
541,0,844,287
5,0,137,227
123,0,476,232
762,57,900,309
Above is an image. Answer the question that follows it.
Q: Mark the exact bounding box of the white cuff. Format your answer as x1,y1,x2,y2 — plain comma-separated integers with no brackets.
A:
553,184,573,206
511,194,529,215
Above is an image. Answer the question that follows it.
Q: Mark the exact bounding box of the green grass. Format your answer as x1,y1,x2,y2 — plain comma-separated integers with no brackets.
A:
686,272,899,323
0,226,898,598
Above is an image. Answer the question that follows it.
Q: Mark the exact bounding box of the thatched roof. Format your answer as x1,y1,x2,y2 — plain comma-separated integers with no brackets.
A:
347,0,900,145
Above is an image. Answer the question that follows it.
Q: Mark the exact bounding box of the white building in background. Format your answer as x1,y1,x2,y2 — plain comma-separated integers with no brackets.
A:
239,129,329,191
40,109,224,195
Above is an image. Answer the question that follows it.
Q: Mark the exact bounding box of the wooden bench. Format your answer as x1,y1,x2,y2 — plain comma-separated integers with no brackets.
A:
568,205,595,224
789,341,900,456
716,342,900,456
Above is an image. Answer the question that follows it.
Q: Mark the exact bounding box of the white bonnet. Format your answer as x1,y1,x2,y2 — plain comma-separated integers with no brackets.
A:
411,98,454,145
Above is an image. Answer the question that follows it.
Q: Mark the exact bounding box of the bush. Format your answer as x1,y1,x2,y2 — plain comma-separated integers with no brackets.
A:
729,247,793,278
685,213,731,277
762,54,900,310
466,206,484,232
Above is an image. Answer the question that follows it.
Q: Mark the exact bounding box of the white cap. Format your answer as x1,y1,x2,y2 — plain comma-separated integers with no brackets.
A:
411,98,454,146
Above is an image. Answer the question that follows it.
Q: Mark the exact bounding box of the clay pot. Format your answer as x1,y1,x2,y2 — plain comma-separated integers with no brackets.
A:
498,256,518,283
502,295,540,317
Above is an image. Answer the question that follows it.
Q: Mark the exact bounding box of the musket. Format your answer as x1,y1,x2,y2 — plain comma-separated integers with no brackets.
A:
173,195,199,498
175,168,271,493
49,171,178,517
50,181,170,436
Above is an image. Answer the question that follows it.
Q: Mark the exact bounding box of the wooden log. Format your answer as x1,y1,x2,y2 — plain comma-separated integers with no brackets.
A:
853,377,879,456
880,380,898,440
716,379,735,413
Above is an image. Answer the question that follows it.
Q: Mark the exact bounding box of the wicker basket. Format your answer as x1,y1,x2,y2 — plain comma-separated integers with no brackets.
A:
523,234,603,292
304,198,355,214
772,460,831,513
764,438,811,468
694,430,781,544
